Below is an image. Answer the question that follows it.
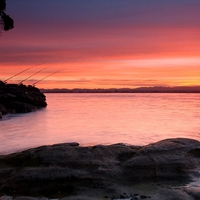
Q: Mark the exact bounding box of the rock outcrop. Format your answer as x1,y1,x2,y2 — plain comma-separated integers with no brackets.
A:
0,138,200,199
0,81,47,115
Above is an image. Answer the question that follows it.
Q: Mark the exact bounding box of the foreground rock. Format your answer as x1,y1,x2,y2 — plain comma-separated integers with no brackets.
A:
0,138,200,199
0,81,47,115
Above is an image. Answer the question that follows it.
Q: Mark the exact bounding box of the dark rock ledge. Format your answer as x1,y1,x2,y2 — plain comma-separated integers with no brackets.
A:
0,81,47,117
1,138,200,200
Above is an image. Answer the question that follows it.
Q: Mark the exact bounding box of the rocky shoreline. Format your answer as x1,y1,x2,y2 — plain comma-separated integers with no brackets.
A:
0,81,47,117
1,138,200,200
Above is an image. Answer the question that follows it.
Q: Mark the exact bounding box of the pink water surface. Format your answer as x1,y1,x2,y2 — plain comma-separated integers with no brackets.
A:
0,93,200,155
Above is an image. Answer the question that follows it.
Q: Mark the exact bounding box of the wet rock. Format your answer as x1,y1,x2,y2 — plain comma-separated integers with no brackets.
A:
9,101,37,113
61,196,99,200
184,187,200,199
0,104,7,115
0,138,200,198
123,138,200,182
13,197,47,200
154,187,194,200
0,196,13,200
0,82,47,115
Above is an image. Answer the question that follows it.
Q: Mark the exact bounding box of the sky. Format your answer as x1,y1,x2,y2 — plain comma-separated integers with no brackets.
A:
0,0,200,89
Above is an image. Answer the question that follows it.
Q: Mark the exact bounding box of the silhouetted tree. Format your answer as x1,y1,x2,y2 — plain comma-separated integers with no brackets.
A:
0,0,14,33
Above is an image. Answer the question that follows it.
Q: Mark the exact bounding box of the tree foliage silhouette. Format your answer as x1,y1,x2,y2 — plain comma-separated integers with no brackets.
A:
0,0,14,33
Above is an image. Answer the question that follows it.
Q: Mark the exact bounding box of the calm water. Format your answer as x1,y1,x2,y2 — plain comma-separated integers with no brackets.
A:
1,93,200,155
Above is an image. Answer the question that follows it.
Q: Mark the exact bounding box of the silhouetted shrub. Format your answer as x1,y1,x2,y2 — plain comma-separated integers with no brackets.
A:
0,0,14,33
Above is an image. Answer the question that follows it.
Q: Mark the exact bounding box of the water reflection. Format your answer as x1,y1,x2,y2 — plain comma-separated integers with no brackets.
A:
1,93,200,155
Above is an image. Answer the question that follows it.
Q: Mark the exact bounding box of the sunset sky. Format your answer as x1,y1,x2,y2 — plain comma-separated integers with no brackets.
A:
0,0,200,89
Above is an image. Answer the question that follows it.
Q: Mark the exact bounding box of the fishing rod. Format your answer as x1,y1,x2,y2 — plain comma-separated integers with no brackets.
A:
32,69,63,86
4,66,34,83
18,66,50,85
3,63,45,83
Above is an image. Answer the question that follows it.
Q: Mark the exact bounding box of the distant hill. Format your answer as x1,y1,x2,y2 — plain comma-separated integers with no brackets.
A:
40,86,200,93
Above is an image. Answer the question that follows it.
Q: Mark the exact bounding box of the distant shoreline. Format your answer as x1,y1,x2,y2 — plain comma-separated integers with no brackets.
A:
40,86,200,93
